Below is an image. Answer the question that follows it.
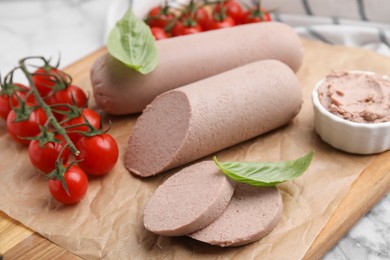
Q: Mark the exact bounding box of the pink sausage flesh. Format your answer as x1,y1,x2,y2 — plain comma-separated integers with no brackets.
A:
91,22,303,115
125,60,303,177
143,161,235,236
189,184,283,247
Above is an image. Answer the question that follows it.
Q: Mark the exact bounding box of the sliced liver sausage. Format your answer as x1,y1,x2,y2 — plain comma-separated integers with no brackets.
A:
143,161,235,236
126,60,302,177
91,22,303,115
189,184,283,247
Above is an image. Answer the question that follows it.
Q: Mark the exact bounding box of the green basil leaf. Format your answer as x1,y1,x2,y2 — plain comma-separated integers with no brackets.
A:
106,9,158,74
213,151,314,186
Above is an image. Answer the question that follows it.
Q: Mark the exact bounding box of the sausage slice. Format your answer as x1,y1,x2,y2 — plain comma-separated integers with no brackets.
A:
189,184,283,247
143,161,235,236
126,60,302,177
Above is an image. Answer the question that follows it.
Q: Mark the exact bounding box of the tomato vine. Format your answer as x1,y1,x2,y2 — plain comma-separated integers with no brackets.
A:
0,56,119,205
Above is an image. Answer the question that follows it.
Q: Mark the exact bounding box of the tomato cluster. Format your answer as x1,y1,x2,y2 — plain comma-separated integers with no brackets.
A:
144,0,271,40
0,57,119,205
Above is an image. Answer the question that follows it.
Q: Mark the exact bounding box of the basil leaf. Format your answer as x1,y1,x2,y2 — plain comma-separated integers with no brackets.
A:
213,151,314,187
106,9,158,74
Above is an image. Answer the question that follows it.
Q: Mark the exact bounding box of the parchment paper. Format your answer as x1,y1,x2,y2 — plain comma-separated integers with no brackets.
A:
1,39,390,259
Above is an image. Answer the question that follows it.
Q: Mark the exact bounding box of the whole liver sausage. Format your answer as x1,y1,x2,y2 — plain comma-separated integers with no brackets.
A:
189,184,283,247
126,60,303,177
143,161,234,236
91,22,303,115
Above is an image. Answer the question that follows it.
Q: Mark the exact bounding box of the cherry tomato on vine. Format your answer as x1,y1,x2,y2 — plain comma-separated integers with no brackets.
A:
0,84,35,120
145,6,174,29
182,7,209,30
62,108,101,143
206,16,235,30
48,164,88,205
242,7,271,24
151,27,169,40
76,133,119,176
171,20,203,36
214,0,243,25
32,67,68,97
46,85,87,120
193,7,209,29
6,106,47,145
0,94,10,120
28,134,70,174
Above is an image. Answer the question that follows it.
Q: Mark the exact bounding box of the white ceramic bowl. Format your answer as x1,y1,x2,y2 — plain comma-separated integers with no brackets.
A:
312,71,390,154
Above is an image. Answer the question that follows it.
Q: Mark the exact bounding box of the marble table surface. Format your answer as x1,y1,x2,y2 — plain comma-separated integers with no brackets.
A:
0,0,389,259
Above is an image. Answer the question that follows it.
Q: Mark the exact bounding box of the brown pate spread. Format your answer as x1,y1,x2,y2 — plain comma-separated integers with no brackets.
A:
318,71,390,123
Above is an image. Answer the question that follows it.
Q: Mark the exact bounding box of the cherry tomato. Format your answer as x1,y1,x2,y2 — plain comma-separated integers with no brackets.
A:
193,7,209,29
182,7,209,30
7,107,47,145
206,16,235,30
172,20,202,36
214,0,243,25
28,134,70,174
145,6,174,29
48,164,88,205
46,85,87,120
32,67,68,97
0,84,35,120
242,8,271,24
76,133,119,176
151,27,169,40
0,94,10,120
62,108,101,143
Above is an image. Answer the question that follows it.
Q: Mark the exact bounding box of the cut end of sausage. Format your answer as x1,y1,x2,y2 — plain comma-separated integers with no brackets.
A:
143,161,235,236
189,184,283,247
125,60,302,177
125,91,191,177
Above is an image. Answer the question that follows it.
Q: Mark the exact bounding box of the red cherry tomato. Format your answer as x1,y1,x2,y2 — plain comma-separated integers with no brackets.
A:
32,67,68,97
194,7,209,29
172,20,202,36
0,84,35,120
62,108,101,143
214,0,243,25
242,8,271,24
0,94,10,120
76,133,119,176
146,6,174,29
151,27,169,40
48,164,88,205
6,107,47,145
207,16,235,30
171,22,184,36
46,85,87,120
182,7,209,30
28,134,70,174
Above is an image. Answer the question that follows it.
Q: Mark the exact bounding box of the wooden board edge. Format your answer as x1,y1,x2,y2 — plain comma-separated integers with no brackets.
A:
303,151,390,259
63,47,106,72
3,233,81,260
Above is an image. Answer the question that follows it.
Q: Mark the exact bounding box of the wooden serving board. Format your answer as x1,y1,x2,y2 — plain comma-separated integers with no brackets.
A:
1,42,390,260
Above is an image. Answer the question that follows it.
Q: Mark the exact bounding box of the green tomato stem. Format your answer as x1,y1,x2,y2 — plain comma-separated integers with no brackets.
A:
18,57,80,156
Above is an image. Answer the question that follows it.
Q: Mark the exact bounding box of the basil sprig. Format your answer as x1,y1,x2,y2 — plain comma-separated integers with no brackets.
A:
106,9,158,74
214,151,314,186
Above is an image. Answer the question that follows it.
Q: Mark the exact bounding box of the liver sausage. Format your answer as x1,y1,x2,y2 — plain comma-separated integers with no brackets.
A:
126,60,303,177
91,22,303,115
143,161,234,236
189,184,283,247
